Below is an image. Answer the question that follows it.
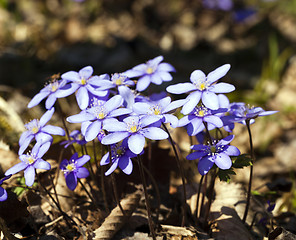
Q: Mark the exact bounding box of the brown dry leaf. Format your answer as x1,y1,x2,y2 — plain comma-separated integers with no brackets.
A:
210,181,254,240
92,190,142,240
268,227,296,240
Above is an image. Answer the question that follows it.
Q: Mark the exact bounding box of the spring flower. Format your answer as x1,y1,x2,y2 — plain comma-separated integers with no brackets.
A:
100,139,138,176
67,95,132,142
60,130,86,148
60,153,90,191
58,66,109,110
166,64,234,114
19,108,65,155
102,115,168,154
125,56,175,92
202,0,233,11
27,78,70,109
133,96,187,128
187,135,240,175
178,106,226,136
224,102,278,126
0,175,11,201
5,142,51,187
95,73,136,108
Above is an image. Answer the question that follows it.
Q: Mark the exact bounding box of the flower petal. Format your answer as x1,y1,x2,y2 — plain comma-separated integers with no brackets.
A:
136,75,151,92
76,155,91,167
101,132,130,145
0,187,7,201
198,156,214,175
27,91,49,108
76,167,89,178
190,70,206,83
100,152,110,165
104,95,123,113
186,151,208,160
85,121,102,142
45,94,57,109
105,160,119,176
166,83,196,94
214,153,232,170
42,125,65,136
76,87,89,110
33,159,51,170
141,127,168,140
119,157,133,175
65,172,77,191
181,91,202,115
201,91,219,110
207,64,231,84
24,166,35,187
211,83,235,93
128,134,145,154
79,66,93,79
5,162,27,175
223,145,240,156
40,108,55,126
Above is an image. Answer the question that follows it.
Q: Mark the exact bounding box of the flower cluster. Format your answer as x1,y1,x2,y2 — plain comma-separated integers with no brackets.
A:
2,56,277,204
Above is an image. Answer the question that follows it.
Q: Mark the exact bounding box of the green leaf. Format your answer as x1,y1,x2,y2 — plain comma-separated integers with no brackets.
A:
232,154,252,169
218,168,236,182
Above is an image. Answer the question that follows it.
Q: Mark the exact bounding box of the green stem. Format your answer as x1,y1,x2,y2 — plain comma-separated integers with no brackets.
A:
242,120,255,224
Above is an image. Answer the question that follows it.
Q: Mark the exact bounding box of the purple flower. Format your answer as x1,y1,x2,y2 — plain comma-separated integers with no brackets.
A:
60,153,90,191
102,115,168,154
133,96,187,128
125,56,175,92
19,108,65,155
167,64,234,114
95,73,136,108
178,106,226,136
58,66,109,110
187,135,240,175
224,102,278,125
60,130,86,148
67,95,132,142
27,79,70,109
100,139,137,176
5,142,51,186
202,0,233,11
0,175,11,201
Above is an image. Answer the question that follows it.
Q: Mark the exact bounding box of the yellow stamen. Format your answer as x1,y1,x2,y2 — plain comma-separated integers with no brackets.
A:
27,157,35,164
98,112,105,119
81,78,87,85
115,78,122,85
66,164,75,172
199,83,206,90
130,125,138,133
210,146,216,153
146,67,154,74
198,110,205,117
31,127,39,134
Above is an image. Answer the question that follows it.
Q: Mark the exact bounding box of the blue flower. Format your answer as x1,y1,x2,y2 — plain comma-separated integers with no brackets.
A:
224,102,278,126
27,78,70,109
60,130,87,148
202,0,233,11
102,115,168,154
167,64,234,114
67,95,132,142
58,66,109,110
125,56,175,92
60,153,90,191
19,108,65,155
178,106,226,136
0,175,11,201
133,96,187,128
95,73,136,108
5,142,51,187
187,135,240,175
100,139,138,175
